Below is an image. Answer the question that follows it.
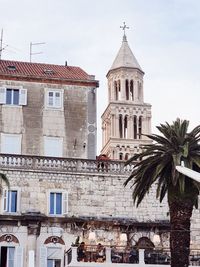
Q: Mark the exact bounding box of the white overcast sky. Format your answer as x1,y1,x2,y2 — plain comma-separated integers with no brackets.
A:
1,0,200,154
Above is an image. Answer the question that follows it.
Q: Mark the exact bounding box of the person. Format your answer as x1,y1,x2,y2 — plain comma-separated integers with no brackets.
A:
96,243,105,262
129,247,138,263
96,154,109,172
111,246,122,263
77,242,87,262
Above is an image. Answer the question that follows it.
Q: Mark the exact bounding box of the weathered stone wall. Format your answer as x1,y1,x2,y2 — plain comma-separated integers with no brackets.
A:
2,168,168,221
0,80,96,159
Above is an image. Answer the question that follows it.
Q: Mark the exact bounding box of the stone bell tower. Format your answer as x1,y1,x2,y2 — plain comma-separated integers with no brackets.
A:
101,24,152,160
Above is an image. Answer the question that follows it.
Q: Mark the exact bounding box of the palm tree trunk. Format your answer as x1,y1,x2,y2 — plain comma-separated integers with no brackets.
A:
169,197,193,267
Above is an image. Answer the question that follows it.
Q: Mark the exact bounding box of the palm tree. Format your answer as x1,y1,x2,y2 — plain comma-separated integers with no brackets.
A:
124,118,200,267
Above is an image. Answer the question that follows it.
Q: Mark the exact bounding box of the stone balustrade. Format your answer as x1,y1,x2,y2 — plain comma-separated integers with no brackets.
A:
0,153,133,174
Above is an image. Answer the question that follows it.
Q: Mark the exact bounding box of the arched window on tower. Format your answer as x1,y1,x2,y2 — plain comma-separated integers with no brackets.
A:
134,115,137,139
139,116,142,139
125,153,129,160
125,79,129,100
114,81,118,100
138,81,142,101
119,114,123,138
130,80,134,100
119,153,123,160
124,115,128,138
118,80,121,100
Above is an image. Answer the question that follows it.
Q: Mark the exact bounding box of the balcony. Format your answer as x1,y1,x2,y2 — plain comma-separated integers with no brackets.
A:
66,245,200,267
0,153,132,174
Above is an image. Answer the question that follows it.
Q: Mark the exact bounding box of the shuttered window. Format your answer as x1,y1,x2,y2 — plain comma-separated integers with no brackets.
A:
0,87,27,105
49,191,68,216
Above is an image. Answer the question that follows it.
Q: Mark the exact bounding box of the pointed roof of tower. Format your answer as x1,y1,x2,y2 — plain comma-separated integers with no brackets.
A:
109,34,144,73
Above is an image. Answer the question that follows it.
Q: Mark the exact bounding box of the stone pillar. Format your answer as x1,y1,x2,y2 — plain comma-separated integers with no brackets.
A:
139,249,145,265
71,246,78,264
105,247,112,263
28,250,35,267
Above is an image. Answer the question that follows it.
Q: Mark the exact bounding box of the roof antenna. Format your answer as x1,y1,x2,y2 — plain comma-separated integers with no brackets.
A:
0,29,8,60
30,42,45,62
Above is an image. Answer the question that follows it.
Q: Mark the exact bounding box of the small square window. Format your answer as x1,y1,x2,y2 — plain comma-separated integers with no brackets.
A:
1,134,21,154
44,136,63,157
46,90,62,109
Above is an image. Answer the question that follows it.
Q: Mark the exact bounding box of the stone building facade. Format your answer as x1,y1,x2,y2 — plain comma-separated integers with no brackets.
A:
0,35,199,267
0,60,98,159
0,155,171,267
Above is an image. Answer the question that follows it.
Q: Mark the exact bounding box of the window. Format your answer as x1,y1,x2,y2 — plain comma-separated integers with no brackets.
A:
47,259,61,267
1,134,21,154
0,247,15,267
119,115,123,138
134,116,137,139
49,191,68,216
0,87,27,106
130,80,134,100
139,116,142,139
40,247,62,267
125,79,129,100
124,115,128,138
46,90,62,109
3,190,19,215
44,137,63,157
0,246,23,267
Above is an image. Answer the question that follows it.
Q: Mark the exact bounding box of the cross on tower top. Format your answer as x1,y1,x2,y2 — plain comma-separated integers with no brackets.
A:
120,22,129,36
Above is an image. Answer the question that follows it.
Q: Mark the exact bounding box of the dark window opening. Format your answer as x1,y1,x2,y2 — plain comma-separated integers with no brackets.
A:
0,246,15,267
124,115,128,138
125,79,129,100
130,80,134,100
134,116,137,139
119,115,123,138
139,116,142,139
125,153,129,160
114,81,118,100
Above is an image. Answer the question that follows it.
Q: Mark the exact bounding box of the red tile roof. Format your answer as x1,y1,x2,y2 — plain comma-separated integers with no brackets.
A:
0,60,98,86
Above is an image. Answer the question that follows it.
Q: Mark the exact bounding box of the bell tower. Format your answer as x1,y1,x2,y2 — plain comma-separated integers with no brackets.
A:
101,24,152,160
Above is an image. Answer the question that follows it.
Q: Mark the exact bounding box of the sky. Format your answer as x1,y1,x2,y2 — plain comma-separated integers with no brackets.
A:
1,0,200,154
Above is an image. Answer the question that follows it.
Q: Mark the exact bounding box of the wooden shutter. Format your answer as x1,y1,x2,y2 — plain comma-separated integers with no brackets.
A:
19,89,27,105
3,189,8,212
63,192,68,215
17,189,21,213
0,87,6,104
40,247,47,267
15,246,23,267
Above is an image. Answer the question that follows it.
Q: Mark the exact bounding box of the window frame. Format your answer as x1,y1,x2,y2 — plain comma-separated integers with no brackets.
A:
45,89,63,110
0,86,27,106
2,188,21,214
48,190,68,217
1,133,22,154
43,136,63,157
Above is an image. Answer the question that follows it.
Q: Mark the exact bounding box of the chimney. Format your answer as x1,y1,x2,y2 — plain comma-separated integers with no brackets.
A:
65,61,67,66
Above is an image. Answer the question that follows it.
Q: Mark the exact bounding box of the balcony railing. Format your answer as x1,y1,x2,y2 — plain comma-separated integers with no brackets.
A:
65,246,200,267
0,154,133,174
